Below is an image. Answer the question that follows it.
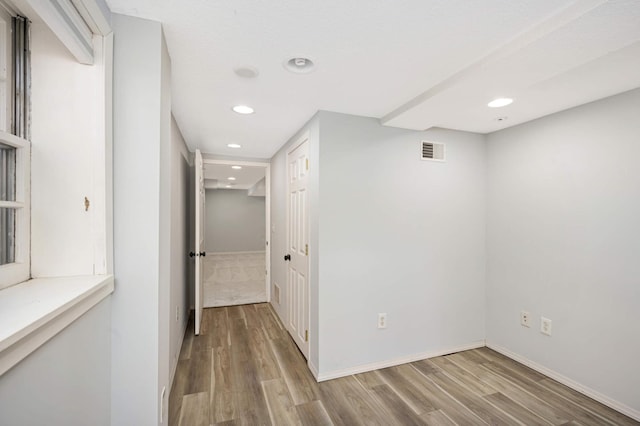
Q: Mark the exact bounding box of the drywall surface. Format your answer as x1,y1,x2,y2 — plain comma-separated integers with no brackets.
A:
112,14,164,425
486,88,640,415
0,299,111,426
317,111,486,375
205,189,266,252
169,116,191,390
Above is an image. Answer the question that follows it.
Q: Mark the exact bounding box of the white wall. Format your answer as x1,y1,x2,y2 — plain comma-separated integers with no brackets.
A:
112,14,170,425
486,88,640,416
0,299,111,426
270,112,486,377
205,189,265,252
30,21,109,277
169,116,191,388
316,112,486,376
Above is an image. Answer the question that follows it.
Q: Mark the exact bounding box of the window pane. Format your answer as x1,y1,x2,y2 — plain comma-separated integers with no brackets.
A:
0,207,15,265
0,142,16,201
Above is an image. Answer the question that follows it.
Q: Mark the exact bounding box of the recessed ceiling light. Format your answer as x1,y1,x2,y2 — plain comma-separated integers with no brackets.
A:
231,165,242,170
284,57,316,74
488,98,513,108
234,66,259,78
227,177,236,181
227,143,242,149
232,105,254,114
225,185,232,188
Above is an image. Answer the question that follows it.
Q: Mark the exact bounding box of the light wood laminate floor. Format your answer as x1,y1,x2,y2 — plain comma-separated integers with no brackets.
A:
169,304,638,426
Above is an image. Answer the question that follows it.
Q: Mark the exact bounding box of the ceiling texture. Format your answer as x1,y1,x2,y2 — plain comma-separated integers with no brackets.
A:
105,0,640,159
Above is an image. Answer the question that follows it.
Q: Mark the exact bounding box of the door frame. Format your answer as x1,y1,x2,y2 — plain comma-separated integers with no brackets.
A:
201,158,272,303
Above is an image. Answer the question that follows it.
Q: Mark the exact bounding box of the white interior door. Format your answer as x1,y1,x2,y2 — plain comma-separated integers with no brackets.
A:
194,149,205,335
286,139,310,358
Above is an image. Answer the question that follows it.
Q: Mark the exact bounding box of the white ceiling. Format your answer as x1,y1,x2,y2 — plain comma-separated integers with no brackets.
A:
105,0,640,159
203,163,265,190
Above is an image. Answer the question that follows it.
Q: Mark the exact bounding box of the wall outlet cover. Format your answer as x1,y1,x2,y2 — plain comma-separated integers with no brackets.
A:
521,310,531,327
541,317,552,336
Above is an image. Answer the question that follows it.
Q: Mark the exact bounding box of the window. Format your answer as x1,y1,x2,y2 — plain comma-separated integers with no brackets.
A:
0,131,28,288
0,7,30,289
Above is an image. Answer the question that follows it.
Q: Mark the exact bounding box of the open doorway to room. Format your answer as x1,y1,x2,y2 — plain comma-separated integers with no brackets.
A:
201,160,270,308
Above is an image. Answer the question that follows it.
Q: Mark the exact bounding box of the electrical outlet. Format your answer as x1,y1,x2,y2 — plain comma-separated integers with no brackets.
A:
378,313,387,329
520,310,531,327
176,306,180,322
541,317,552,336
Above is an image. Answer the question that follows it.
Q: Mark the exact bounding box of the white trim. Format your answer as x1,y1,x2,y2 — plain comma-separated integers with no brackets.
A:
486,342,640,422
0,274,114,376
22,0,94,64
206,250,266,255
0,131,30,290
316,340,485,382
200,158,271,315
169,314,189,394
308,360,320,381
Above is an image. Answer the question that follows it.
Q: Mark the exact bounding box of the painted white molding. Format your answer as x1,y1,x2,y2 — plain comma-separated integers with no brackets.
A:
486,342,640,422
308,360,320,381
0,275,114,376
316,341,485,382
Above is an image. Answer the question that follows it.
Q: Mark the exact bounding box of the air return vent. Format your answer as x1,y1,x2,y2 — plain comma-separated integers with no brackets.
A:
421,141,445,161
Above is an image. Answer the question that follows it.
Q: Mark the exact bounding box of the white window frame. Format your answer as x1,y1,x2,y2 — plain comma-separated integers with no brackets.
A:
0,131,30,289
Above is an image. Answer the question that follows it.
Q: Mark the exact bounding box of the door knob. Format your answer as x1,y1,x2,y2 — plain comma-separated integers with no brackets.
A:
189,251,207,257
284,254,291,261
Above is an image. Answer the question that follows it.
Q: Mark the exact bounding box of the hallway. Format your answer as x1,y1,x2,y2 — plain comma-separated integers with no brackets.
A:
169,304,636,425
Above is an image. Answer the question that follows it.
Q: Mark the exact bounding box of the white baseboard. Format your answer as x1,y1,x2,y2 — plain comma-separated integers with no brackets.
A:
486,342,640,422
169,314,190,394
316,340,485,382
308,360,320,381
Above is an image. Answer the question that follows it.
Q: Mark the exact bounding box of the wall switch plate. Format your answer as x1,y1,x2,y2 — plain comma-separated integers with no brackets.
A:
541,317,552,336
520,310,531,327
378,313,387,329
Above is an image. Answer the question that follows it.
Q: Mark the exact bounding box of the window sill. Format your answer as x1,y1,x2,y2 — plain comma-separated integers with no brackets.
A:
0,274,114,376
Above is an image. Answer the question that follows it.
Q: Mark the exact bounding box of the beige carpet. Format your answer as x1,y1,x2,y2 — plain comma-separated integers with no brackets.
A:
203,251,267,307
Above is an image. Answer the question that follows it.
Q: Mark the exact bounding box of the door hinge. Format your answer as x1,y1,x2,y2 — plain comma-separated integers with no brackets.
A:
305,330,309,342
305,244,308,256
305,158,309,171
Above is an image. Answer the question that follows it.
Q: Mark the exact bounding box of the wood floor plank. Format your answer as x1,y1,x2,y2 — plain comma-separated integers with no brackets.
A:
353,370,386,390
429,355,498,396
484,392,554,426
262,378,302,426
169,359,190,426
184,347,211,395
248,326,281,381
268,336,320,405
411,358,442,376
482,361,613,426
318,376,391,426
427,371,521,425
370,383,429,425
473,347,547,381
537,378,639,426
377,365,436,414
210,307,231,348
420,409,457,426
474,364,569,425
178,392,209,426
211,345,236,423
400,363,489,425
295,400,334,426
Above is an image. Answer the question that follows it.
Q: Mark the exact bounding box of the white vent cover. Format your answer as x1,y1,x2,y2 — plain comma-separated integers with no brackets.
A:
421,141,445,161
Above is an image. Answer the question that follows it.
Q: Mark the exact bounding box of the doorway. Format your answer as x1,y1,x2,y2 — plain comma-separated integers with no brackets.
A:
200,159,270,308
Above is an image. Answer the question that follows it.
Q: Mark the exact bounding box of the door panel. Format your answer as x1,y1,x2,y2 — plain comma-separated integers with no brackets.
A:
286,139,310,358
194,149,205,335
